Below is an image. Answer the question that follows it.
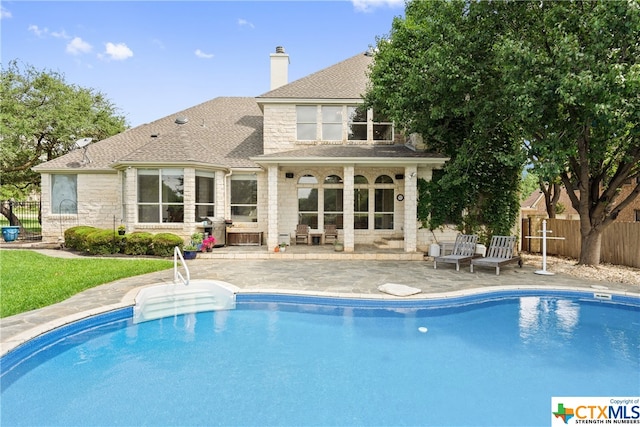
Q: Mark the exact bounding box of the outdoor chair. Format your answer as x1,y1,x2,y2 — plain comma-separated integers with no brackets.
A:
470,235,522,275
295,224,310,245
433,234,478,271
324,224,338,244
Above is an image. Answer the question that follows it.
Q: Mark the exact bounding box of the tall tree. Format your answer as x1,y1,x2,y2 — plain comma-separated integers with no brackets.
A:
366,0,639,265
1,60,127,199
497,0,640,265
365,0,525,240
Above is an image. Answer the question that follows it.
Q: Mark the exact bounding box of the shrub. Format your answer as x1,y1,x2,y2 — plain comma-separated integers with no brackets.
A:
123,232,154,255
86,229,122,255
151,233,183,257
64,226,99,251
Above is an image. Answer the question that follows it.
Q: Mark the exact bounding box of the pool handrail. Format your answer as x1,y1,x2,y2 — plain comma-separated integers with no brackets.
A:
173,246,190,286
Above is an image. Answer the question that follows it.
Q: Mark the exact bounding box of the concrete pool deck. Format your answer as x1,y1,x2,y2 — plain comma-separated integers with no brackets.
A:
1,246,639,356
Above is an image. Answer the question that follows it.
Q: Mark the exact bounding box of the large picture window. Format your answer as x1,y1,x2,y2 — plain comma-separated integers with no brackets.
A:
230,174,257,222
195,171,215,221
51,174,77,214
137,169,184,223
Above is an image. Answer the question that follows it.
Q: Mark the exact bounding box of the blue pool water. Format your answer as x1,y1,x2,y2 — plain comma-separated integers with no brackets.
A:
1,291,639,426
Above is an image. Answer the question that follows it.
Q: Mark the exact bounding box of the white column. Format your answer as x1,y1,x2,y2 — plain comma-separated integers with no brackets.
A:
267,165,279,250
343,165,355,252
404,166,418,252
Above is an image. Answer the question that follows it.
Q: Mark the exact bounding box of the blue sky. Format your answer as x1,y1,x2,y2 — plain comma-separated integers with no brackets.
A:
1,1,404,127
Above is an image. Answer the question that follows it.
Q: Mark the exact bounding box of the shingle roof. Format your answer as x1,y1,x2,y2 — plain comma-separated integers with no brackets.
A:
257,52,373,100
35,97,263,171
34,50,446,173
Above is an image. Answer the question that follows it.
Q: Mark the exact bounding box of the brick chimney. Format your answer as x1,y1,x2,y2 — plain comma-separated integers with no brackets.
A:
270,46,289,90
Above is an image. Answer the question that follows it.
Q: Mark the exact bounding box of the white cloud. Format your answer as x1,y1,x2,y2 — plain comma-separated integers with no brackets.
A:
352,0,404,13
66,37,92,55
51,30,70,39
238,18,254,29
194,49,214,59
1,6,12,19
102,42,133,61
28,24,47,37
28,24,70,39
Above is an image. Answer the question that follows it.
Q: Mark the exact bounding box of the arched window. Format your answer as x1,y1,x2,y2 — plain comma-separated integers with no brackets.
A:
375,175,394,184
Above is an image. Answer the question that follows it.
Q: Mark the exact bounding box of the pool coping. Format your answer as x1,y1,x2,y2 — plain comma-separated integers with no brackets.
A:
2,282,638,357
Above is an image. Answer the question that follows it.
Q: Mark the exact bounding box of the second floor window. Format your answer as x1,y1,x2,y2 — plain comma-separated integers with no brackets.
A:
322,106,342,140
297,105,393,143
296,106,316,140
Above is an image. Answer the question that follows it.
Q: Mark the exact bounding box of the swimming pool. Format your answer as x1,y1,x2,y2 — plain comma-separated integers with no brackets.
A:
1,289,639,426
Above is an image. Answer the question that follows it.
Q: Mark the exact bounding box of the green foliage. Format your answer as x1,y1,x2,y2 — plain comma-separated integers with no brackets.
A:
520,172,540,201
495,0,640,263
367,0,639,260
85,230,122,255
151,233,183,257
0,250,172,317
0,60,127,198
63,226,99,251
367,0,525,238
123,232,154,255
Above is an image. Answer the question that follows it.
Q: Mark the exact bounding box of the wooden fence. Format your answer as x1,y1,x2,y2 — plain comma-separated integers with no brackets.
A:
522,218,640,268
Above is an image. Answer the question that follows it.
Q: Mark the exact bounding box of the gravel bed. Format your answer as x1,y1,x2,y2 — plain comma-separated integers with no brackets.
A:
521,253,640,286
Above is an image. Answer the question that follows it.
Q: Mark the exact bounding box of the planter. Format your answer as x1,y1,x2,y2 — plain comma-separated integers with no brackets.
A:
334,243,344,252
183,250,198,260
2,226,19,242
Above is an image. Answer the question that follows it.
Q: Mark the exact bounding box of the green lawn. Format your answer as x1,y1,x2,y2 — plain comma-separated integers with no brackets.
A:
0,250,173,317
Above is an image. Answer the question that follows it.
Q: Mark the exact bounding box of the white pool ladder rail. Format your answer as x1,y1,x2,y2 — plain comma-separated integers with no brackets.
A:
174,246,190,285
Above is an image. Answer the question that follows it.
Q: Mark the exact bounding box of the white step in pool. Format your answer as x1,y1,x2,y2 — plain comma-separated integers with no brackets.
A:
133,280,239,323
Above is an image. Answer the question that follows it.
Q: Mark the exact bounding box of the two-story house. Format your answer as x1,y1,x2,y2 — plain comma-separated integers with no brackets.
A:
33,47,449,252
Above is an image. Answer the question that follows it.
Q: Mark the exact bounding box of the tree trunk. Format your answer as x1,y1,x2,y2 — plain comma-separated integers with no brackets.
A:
0,202,25,233
540,182,561,219
578,229,602,266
